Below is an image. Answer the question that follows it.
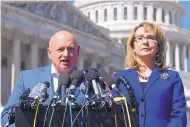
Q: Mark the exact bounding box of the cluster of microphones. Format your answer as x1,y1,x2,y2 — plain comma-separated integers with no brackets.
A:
5,68,138,127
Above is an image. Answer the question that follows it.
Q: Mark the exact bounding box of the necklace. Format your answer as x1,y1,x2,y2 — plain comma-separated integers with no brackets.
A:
137,71,149,80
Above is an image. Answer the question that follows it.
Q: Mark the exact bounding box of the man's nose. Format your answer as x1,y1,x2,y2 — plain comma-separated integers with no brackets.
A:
62,49,69,57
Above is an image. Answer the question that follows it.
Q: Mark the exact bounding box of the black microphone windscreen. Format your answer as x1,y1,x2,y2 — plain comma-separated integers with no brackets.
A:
58,72,71,87
87,70,98,81
70,70,83,86
43,81,50,88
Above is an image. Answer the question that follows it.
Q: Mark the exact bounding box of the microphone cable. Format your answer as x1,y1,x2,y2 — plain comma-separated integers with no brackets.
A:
113,97,131,127
61,101,68,127
48,107,55,127
61,90,70,127
121,104,128,127
33,99,41,127
103,80,118,127
42,103,51,127
71,98,99,126
69,102,73,127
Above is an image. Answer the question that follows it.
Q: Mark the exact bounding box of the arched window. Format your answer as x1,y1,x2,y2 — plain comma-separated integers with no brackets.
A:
114,8,117,20
153,8,157,21
134,7,137,20
144,7,147,20
104,9,107,21
95,10,98,23
124,7,127,20
162,10,165,22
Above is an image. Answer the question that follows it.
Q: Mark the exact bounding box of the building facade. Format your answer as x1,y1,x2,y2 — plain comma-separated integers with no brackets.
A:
1,1,125,105
74,0,190,126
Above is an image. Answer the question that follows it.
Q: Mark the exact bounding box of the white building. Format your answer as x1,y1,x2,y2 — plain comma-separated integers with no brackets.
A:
74,0,190,126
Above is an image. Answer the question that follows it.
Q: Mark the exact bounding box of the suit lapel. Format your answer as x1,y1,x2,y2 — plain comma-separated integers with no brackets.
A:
125,69,143,102
39,64,54,102
144,66,161,96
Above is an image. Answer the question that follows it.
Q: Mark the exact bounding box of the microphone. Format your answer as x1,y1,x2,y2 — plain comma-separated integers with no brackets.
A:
20,88,30,109
29,81,50,102
111,84,125,97
58,72,71,105
87,70,100,99
114,76,138,111
4,106,16,127
68,70,83,98
80,69,89,94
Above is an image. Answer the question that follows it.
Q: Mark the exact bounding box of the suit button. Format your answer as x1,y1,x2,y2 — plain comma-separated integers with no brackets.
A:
141,114,145,117
141,97,144,102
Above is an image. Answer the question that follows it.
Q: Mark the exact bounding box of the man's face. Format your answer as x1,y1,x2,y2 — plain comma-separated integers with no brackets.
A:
47,32,80,74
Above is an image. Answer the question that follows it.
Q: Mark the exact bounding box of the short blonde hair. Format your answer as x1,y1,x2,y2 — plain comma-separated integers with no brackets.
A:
124,22,167,69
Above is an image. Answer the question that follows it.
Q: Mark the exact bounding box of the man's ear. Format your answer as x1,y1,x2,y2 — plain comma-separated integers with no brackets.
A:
47,48,52,60
77,45,80,56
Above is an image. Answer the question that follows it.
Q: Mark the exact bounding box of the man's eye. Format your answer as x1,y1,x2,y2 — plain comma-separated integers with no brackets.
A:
68,47,74,51
57,49,63,52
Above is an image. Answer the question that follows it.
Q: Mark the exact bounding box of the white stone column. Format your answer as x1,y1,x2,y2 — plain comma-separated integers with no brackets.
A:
156,8,162,23
172,12,175,26
176,13,180,27
166,40,171,66
165,10,170,25
91,60,97,69
77,55,84,70
183,44,188,72
118,5,123,20
31,43,39,69
128,4,134,20
12,38,21,88
178,13,181,27
175,43,180,71
118,38,122,44
99,6,104,23
107,5,113,21
91,8,96,23
147,6,153,21
138,4,144,20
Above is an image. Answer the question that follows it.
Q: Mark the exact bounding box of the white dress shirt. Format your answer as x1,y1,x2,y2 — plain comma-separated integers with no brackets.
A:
51,64,59,92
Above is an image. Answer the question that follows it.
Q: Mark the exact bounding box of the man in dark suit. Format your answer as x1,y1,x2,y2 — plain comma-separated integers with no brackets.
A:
1,31,81,126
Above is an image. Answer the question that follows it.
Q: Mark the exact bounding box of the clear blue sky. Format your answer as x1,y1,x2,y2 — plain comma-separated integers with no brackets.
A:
180,1,190,31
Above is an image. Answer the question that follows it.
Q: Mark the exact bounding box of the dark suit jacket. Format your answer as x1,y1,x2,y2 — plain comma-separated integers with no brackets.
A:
112,67,187,127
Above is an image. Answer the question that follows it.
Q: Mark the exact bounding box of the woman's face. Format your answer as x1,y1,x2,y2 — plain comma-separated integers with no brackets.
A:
133,27,158,60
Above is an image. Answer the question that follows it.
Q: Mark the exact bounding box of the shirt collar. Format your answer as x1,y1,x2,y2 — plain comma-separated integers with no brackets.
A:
51,64,77,77
51,64,59,78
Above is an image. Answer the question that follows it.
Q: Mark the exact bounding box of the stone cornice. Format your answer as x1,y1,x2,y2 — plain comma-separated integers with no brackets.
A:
2,1,114,44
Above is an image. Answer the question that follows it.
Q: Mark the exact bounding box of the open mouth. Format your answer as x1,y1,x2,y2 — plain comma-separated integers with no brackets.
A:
61,59,70,63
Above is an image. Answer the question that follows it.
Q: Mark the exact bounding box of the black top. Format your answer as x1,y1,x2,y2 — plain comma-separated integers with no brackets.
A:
140,82,147,89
